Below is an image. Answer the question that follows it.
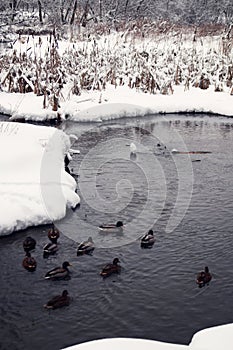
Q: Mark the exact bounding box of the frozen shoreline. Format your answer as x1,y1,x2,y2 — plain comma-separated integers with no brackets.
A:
0,122,80,236
0,84,232,123
0,31,232,123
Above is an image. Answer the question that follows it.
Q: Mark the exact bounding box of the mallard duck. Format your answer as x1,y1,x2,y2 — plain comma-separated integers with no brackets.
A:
141,229,155,248
43,242,59,258
44,261,72,280
23,236,36,252
43,226,60,258
77,237,95,256
44,290,71,309
100,258,121,277
99,221,123,232
48,226,60,243
196,266,212,288
22,252,37,272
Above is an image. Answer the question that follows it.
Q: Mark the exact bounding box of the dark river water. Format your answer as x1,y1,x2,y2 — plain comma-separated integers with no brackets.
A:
1,114,233,350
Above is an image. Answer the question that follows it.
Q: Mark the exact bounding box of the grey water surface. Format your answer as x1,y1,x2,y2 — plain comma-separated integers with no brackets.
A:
1,114,233,350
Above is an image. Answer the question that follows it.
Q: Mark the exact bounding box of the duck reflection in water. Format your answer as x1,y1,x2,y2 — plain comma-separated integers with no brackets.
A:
130,152,137,160
130,142,137,160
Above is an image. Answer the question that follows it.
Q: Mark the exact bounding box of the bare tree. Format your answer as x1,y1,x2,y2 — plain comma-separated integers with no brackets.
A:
38,0,43,23
70,0,78,25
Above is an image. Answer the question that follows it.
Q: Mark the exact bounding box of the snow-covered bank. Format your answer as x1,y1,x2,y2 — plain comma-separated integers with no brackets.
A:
0,122,80,235
0,84,232,122
0,30,232,122
62,324,233,350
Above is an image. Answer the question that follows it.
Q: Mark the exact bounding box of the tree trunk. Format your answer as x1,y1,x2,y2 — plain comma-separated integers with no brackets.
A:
70,0,78,25
125,0,130,15
60,0,65,24
64,0,73,22
80,1,89,27
99,0,103,22
10,0,17,22
136,0,146,15
38,0,43,23
113,0,119,21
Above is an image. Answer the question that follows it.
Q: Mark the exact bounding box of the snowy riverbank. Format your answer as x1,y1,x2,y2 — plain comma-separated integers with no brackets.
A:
0,122,80,235
0,84,232,122
0,29,232,122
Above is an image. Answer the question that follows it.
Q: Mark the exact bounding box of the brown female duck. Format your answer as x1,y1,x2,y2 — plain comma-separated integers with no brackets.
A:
22,252,37,272
196,266,212,288
44,290,71,309
100,258,121,277
23,236,36,253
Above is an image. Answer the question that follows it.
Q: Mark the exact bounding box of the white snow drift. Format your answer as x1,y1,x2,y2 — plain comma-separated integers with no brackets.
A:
0,121,80,235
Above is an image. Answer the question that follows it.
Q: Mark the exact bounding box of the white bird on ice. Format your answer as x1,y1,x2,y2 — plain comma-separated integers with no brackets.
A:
130,142,137,154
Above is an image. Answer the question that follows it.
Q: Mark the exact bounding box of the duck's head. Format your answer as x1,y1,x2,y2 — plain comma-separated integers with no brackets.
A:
116,221,123,228
148,229,154,235
62,261,72,269
25,252,31,257
205,266,209,273
113,258,120,265
88,237,93,243
62,290,69,297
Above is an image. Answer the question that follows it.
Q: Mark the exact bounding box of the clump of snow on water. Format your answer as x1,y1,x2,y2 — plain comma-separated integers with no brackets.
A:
0,122,80,236
62,323,233,350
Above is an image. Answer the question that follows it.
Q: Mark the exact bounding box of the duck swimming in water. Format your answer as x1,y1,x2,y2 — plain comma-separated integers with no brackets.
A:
43,226,60,258
22,252,37,272
23,236,36,252
196,266,212,288
141,229,155,248
48,225,60,242
100,258,121,277
44,290,71,310
99,221,123,232
44,261,72,280
77,237,95,256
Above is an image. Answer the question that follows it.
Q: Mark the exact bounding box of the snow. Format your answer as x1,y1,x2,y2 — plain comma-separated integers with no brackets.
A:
0,84,232,123
62,324,233,350
189,323,233,350
0,121,80,235
0,31,232,122
63,338,188,350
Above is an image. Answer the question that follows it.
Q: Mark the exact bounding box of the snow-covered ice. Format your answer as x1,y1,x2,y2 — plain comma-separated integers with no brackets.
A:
0,121,80,235
0,84,232,123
